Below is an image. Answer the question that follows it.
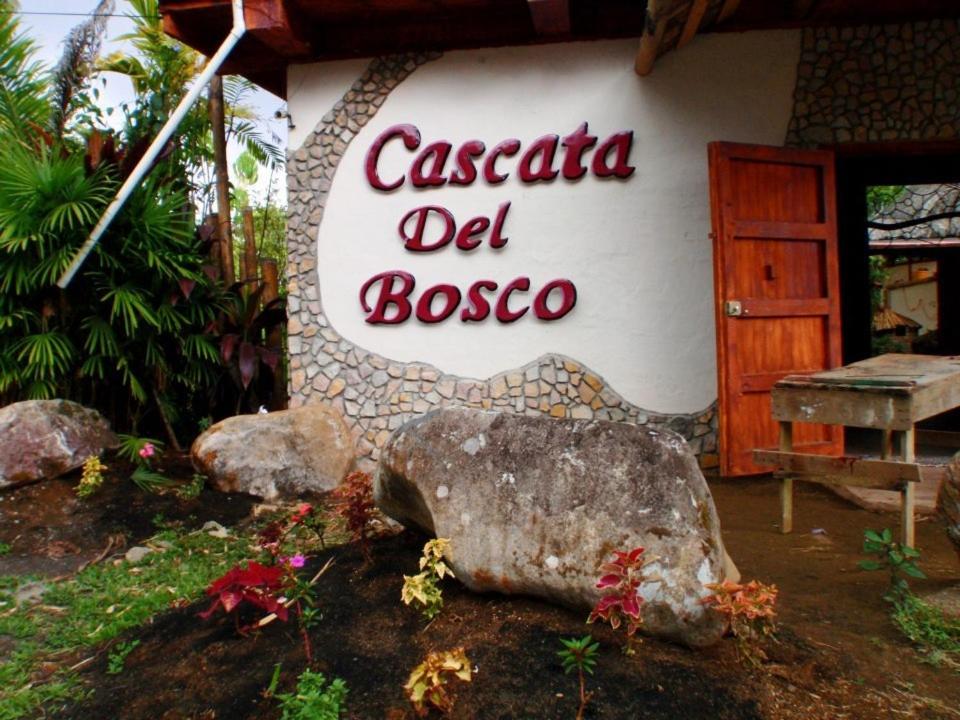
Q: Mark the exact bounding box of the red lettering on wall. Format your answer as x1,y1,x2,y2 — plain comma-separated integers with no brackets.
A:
592,130,635,179
560,122,598,180
495,276,531,323
517,134,559,183
455,216,491,251
365,124,421,191
533,279,577,320
399,206,455,252
360,271,415,324
461,280,498,322
482,139,521,184
416,284,462,323
449,140,486,185
411,141,452,188
489,201,511,249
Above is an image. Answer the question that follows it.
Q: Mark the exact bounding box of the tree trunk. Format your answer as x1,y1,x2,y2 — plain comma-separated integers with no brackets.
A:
208,75,234,285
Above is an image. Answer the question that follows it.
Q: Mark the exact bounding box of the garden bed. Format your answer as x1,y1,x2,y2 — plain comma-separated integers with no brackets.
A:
1,464,958,719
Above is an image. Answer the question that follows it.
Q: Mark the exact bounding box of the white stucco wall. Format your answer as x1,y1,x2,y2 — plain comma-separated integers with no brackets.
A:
289,32,801,414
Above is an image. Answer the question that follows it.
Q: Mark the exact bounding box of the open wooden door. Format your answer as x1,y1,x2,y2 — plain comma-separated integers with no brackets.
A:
709,142,843,477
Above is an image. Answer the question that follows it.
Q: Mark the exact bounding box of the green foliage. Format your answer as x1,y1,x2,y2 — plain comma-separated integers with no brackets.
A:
859,528,925,601
176,473,206,500
866,185,906,215
105,639,140,675
276,670,348,720
0,0,51,142
558,635,599,677
116,435,165,463
892,593,960,669
0,528,252,718
0,543,10,556
558,636,599,720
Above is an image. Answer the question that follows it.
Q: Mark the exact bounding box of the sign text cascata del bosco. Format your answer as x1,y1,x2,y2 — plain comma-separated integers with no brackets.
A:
359,122,635,325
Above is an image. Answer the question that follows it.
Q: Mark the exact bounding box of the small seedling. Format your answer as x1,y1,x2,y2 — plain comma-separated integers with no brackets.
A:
859,528,925,601
0,542,10,556
402,539,454,621
702,579,778,666
276,669,348,720
558,635,599,720
404,647,472,717
588,546,646,653
77,455,107,498
176,473,206,500
106,639,140,675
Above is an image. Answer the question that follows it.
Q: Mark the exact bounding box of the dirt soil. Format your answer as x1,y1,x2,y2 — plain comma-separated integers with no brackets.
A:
2,463,959,719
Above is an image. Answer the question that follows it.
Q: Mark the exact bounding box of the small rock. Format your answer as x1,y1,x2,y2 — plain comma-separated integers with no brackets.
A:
125,546,153,564
14,581,48,605
201,521,230,538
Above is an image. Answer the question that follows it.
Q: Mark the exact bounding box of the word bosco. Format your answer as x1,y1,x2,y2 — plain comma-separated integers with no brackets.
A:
359,122,635,325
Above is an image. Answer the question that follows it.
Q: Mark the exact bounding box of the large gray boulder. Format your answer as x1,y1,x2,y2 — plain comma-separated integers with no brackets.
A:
192,404,355,500
0,400,118,489
376,407,737,647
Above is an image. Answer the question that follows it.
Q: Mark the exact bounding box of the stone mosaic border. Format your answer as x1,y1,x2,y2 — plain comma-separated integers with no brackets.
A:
285,52,718,468
786,19,960,147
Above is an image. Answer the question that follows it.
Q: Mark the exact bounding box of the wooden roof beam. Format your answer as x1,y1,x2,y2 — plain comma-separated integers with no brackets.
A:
527,0,571,37
243,0,312,58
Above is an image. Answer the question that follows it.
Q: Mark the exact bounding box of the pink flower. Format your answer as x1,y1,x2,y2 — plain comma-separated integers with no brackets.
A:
138,443,155,459
285,554,306,568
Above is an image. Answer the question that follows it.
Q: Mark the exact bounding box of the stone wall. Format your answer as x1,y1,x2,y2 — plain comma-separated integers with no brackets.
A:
786,19,960,147
285,52,717,469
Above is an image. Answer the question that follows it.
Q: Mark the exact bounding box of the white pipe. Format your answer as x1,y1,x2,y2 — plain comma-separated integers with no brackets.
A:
58,0,247,288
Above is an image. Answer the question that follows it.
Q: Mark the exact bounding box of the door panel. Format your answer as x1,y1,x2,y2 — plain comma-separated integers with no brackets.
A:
710,142,843,477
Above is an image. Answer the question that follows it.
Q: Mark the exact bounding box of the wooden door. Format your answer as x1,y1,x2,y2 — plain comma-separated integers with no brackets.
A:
709,142,843,476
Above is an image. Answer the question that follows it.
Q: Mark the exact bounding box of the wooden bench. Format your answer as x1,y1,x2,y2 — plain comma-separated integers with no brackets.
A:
753,354,960,548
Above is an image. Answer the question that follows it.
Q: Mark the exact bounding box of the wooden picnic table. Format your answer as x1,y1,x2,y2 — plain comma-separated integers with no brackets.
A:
754,354,960,548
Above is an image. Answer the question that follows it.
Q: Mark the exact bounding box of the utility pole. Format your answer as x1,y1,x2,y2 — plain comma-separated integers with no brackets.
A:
209,74,235,284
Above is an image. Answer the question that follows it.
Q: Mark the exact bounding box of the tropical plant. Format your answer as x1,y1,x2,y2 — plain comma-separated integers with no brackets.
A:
77,455,108,498
587,546,646,653
701,579,778,666
276,670,348,720
333,470,376,561
404,648,473,717
557,635,599,720
402,538,454,621
859,527,925,601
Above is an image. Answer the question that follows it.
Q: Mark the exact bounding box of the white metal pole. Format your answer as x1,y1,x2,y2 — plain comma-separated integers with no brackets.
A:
57,0,247,288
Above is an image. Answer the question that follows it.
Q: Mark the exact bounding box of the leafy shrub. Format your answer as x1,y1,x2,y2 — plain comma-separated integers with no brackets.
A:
892,593,960,668
333,470,376,560
277,670,348,720
588,546,646,652
701,579,778,665
859,527,925,601
77,455,107,498
402,538,454,621
404,648,472,717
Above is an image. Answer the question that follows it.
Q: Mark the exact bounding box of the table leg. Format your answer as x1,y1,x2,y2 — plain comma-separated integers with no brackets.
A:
900,427,916,549
881,429,894,459
779,421,793,534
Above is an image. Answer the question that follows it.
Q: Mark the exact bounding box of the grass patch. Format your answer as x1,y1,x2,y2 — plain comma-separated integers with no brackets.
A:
893,593,960,670
0,527,255,719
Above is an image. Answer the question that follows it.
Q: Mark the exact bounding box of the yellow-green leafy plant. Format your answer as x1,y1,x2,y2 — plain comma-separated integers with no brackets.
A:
404,647,472,717
402,538,453,621
77,455,107,498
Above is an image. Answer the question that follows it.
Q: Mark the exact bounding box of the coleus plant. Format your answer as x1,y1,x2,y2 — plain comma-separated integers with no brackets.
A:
588,546,646,652
701,579,778,666
199,561,288,627
404,647,473,717
333,471,376,561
